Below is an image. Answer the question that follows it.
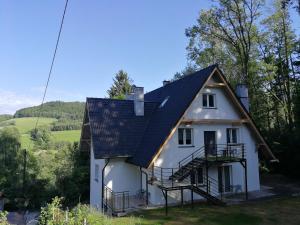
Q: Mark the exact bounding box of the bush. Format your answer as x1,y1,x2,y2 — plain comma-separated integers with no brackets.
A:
50,119,82,131
40,197,110,225
30,126,51,149
0,211,9,225
0,115,13,123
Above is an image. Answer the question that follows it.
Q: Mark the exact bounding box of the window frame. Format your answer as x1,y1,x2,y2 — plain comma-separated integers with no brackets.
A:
226,128,239,144
202,93,216,108
178,128,194,147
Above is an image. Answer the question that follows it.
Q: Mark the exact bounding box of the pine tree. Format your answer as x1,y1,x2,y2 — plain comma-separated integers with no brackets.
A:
107,70,133,99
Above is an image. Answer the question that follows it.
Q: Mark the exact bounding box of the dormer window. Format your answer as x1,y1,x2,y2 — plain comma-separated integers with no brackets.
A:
203,94,216,108
178,128,193,146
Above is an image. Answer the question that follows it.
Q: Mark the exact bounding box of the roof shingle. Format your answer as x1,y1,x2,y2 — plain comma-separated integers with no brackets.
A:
83,65,217,167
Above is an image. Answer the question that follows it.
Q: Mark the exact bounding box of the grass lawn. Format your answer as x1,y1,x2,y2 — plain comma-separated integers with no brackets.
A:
113,197,300,225
51,130,81,143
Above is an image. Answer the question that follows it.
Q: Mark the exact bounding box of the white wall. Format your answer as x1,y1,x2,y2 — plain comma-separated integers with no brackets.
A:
90,151,141,208
149,84,260,205
104,158,141,195
184,87,241,120
90,146,105,208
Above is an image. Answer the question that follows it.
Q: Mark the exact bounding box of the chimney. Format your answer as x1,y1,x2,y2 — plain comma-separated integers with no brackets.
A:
163,80,170,86
132,86,144,116
235,84,249,112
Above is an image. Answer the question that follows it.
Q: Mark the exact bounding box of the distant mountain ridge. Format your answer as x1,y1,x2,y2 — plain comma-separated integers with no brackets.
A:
14,101,85,120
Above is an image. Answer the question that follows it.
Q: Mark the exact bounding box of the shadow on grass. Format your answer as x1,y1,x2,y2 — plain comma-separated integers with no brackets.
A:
202,212,262,225
126,197,300,225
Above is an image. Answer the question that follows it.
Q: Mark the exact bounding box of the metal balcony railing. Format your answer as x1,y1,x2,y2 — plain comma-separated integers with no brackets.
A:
178,143,246,169
103,185,129,214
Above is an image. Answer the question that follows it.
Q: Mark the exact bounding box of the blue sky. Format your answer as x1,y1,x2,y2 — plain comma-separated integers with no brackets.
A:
0,0,299,114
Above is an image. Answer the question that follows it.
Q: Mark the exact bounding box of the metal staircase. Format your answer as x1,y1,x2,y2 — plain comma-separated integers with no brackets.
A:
147,143,246,212
148,166,225,206
171,144,245,181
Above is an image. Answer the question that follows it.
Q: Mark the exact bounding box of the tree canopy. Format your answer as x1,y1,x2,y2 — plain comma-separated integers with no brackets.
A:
107,70,133,99
184,0,300,177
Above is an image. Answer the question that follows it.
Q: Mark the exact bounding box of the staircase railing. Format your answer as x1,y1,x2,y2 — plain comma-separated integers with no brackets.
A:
178,143,246,169
148,166,225,202
179,146,205,169
201,175,224,200
103,185,130,214
149,166,180,187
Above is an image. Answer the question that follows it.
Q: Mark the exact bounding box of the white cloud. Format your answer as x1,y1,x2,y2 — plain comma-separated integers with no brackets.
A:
0,89,40,115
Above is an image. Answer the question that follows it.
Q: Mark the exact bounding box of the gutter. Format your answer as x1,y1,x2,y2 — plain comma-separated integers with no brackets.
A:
140,167,149,205
101,159,110,209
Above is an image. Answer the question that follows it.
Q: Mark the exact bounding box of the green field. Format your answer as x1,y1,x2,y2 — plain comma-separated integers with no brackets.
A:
114,197,300,225
0,117,81,148
0,117,55,133
52,130,81,142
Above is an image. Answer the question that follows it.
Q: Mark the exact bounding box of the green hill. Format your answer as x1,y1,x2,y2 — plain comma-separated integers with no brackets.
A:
0,117,81,149
0,101,85,149
14,101,85,120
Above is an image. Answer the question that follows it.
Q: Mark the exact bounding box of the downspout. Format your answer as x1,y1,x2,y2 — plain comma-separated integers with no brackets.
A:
140,167,149,205
101,159,110,209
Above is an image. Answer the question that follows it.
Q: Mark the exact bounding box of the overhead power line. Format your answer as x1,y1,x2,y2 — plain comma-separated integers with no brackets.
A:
34,0,69,130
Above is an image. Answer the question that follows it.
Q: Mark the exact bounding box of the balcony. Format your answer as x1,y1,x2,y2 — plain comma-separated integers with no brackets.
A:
179,143,246,169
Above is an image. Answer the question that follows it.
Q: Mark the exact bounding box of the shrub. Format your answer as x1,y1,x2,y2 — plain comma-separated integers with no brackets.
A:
39,197,111,225
0,211,9,225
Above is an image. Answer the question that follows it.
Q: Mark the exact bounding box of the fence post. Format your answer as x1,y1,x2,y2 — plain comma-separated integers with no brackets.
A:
220,186,223,200
122,192,125,212
172,168,174,187
112,192,114,213
242,144,245,159
161,168,163,186
105,187,108,210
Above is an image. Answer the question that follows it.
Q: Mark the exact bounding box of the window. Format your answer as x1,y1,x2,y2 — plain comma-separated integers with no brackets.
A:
227,128,238,144
178,128,193,146
95,164,99,182
202,94,216,108
218,166,232,192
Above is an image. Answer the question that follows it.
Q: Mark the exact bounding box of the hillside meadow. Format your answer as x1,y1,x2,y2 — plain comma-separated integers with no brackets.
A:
0,117,81,149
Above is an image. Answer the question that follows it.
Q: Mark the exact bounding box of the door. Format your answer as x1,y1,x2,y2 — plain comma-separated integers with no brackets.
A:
224,166,231,192
218,166,232,193
204,131,216,155
190,167,204,185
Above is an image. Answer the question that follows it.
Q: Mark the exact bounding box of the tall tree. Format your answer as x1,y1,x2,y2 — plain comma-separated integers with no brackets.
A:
260,0,297,128
172,64,198,81
107,70,133,99
186,0,263,107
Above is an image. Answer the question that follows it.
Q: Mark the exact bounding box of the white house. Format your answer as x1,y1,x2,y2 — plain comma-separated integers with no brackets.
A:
80,65,277,215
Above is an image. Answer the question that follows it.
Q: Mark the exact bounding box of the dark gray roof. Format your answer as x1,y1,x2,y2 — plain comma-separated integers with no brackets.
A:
86,98,158,159
81,65,216,167
129,65,216,167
